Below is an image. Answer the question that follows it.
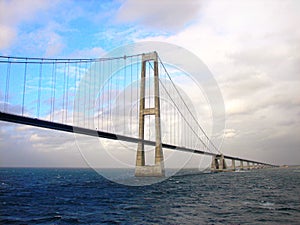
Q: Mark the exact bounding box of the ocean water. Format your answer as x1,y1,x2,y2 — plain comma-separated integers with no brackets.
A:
1,167,300,224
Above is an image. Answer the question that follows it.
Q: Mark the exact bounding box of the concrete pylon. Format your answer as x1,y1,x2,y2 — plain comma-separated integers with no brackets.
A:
240,160,244,170
211,154,227,172
250,162,254,170
231,159,236,171
211,155,219,172
219,154,227,170
135,52,165,177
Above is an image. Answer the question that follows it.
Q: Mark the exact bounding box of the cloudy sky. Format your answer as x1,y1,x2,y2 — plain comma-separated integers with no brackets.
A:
0,0,299,168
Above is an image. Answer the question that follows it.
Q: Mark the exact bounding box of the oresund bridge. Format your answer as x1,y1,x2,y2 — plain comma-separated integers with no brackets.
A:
0,52,277,176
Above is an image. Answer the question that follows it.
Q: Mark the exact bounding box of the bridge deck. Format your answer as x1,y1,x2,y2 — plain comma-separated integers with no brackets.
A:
0,112,275,167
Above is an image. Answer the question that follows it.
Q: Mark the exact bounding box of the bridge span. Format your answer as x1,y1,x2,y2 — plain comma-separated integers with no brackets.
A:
0,52,277,176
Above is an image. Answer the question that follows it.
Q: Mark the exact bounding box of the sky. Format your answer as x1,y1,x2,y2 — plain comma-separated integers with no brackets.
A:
0,0,299,168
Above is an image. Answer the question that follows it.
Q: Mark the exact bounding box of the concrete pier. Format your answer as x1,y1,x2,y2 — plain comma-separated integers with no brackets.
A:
247,161,250,170
231,159,236,171
240,160,244,170
211,154,227,172
210,155,276,172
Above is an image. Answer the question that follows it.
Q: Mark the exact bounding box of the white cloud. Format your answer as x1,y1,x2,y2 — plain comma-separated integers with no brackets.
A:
0,25,16,49
69,47,106,59
0,0,56,50
29,133,44,142
225,99,247,116
45,32,64,57
18,22,65,57
224,129,238,139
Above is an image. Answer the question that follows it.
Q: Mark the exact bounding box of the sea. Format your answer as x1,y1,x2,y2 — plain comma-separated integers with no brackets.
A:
1,167,299,224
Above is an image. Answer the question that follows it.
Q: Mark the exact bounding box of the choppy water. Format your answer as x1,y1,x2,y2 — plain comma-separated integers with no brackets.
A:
1,167,300,224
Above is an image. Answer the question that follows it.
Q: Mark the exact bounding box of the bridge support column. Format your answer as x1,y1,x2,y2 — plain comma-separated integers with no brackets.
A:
135,52,165,177
240,160,244,170
211,154,227,172
211,155,219,172
247,161,250,170
231,159,236,171
220,154,227,171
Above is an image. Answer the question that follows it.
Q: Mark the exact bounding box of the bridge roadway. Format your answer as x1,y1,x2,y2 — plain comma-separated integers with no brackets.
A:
0,112,275,167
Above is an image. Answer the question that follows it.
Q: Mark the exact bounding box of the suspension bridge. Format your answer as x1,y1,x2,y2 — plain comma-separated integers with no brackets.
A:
0,52,276,177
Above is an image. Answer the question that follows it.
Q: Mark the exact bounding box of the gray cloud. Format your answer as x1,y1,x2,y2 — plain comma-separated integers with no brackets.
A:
116,0,202,32
222,119,300,165
229,43,300,81
0,122,87,167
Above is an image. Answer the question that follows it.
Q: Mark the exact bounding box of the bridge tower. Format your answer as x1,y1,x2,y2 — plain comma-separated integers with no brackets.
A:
135,52,165,177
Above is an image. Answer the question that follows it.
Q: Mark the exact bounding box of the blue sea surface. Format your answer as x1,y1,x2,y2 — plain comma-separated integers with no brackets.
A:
1,167,300,224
